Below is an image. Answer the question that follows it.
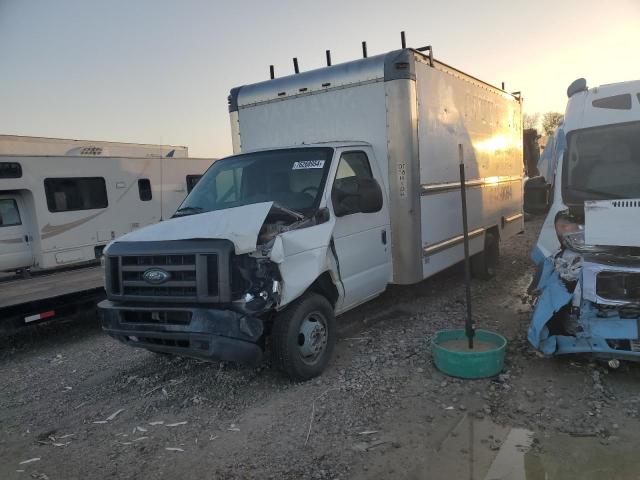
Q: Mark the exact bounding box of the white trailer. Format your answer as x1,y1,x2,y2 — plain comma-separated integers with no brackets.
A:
100,44,523,380
0,135,188,158
0,154,212,273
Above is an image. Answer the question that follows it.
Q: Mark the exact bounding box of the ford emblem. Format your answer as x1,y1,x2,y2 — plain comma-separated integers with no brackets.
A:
142,268,171,285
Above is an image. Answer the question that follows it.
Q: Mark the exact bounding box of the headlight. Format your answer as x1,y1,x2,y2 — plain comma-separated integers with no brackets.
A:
555,211,609,253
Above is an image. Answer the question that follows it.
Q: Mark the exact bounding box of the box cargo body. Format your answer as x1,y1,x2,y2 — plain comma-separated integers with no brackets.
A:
229,49,523,285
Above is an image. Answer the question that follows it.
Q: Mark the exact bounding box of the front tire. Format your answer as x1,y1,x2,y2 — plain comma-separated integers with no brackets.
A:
271,293,336,381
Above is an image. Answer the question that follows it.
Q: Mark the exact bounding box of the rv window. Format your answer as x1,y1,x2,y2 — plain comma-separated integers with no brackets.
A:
138,178,152,201
0,162,22,178
44,177,108,212
186,175,201,193
592,94,632,110
0,199,22,227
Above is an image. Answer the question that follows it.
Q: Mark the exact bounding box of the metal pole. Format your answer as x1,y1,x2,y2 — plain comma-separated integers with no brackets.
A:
401,31,406,49
326,50,332,66
459,144,474,349
269,65,275,79
362,41,368,58
293,58,299,74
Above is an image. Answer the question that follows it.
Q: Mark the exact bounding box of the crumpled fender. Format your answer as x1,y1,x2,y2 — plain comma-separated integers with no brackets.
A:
269,218,339,306
527,256,573,354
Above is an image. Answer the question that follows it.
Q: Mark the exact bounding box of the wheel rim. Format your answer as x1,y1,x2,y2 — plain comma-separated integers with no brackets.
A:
297,311,328,365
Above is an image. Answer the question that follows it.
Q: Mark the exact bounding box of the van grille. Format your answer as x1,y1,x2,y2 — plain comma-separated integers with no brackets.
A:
105,239,233,303
120,254,199,299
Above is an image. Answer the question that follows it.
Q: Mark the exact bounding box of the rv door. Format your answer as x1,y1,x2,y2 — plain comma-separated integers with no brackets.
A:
0,194,33,272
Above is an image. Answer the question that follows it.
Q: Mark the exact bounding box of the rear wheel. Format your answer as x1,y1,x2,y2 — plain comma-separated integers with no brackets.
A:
471,231,499,280
271,293,336,381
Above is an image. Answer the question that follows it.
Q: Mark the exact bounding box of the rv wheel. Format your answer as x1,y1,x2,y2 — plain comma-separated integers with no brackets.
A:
272,293,336,381
471,231,499,280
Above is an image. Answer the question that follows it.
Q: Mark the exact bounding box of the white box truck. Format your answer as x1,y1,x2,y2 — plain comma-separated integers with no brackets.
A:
100,45,524,380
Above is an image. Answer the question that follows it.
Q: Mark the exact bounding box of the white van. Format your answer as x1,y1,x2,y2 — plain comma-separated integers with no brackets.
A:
100,45,524,380
525,78,640,362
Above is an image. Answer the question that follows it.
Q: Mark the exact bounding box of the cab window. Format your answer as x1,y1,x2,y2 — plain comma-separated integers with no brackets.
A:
332,151,375,216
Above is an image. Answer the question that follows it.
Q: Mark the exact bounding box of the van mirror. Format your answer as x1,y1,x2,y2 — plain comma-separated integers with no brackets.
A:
357,178,383,213
524,176,551,215
332,178,383,217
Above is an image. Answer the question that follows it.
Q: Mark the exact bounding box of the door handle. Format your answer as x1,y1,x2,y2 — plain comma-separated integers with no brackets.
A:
381,229,387,245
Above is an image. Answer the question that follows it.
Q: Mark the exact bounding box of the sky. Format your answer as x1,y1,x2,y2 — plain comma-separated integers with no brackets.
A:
1,0,639,158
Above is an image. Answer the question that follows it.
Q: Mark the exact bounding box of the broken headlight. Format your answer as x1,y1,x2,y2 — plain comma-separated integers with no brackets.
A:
555,212,608,253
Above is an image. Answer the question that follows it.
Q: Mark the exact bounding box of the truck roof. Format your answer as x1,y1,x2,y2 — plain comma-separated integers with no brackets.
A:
240,141,372,154
564,79,640,133
230,48,519,112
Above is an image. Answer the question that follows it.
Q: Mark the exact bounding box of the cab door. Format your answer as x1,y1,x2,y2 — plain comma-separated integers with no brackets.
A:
0,194,33,272
330,149,391,311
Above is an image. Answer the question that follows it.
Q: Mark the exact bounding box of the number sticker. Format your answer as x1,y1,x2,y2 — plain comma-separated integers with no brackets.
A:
292,160,325,170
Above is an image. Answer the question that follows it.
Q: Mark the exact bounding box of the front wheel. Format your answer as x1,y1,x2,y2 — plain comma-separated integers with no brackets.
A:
271,293,336,381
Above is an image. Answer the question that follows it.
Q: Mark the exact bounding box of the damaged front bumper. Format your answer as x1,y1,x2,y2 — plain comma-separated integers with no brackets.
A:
528,250,640,360
99,300,264,365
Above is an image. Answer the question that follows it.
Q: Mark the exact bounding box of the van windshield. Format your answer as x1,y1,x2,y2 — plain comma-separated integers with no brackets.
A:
563,121,640,204
175,147,333,217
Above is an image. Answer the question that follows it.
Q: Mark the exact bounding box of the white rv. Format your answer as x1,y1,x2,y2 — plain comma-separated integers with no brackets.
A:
100,45,524,380
525,78,640,363
0,137,212,273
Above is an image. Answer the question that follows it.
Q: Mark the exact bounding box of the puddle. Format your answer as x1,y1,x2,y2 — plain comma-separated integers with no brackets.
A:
423,415,640,480
484,427,533,480
350,406,640,480
525,434,640,480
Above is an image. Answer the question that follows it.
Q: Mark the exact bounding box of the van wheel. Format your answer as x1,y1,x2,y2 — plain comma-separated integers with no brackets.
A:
271,293,336,381
471,231,499,280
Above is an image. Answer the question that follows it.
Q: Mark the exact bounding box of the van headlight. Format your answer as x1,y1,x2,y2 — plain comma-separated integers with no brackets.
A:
555,211,608,253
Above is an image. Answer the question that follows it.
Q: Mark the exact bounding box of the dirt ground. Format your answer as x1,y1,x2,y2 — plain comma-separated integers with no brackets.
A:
3,216,640,480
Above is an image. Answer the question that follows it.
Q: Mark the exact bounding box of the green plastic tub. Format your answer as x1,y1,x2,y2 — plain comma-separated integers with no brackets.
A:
431,329,507,379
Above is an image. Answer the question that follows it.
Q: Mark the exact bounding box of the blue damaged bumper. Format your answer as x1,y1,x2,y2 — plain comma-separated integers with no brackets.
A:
528,253,640,360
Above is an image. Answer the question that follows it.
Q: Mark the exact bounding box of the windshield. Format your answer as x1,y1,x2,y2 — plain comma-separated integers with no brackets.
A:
175,147,333,216
563,121,640,204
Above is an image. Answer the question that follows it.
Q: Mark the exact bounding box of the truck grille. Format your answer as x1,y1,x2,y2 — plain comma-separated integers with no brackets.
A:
121,254,199,299
104,240,234,303
596,271,640,302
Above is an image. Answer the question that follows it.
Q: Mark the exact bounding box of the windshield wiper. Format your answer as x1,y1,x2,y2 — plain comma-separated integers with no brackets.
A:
173,206,204,217
271,202,306,220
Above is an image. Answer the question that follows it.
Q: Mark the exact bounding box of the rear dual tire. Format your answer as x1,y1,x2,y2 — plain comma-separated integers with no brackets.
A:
471,231,499,280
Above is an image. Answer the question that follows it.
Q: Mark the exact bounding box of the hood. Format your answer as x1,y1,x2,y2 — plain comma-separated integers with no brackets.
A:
585,199,640,248
114,202,273,254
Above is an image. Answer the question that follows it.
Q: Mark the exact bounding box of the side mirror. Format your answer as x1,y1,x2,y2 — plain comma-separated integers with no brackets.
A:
332,178,383,217
357,178,383,213
524,176,551,215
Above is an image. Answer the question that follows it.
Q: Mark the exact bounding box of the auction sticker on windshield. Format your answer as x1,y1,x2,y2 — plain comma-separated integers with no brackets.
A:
292,160,325,169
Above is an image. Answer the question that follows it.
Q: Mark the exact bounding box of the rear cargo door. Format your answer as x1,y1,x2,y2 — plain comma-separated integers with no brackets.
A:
0,194,33,271
331,149,391,310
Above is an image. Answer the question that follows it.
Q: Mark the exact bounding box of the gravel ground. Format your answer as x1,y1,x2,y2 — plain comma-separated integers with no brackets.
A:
2,216,640,479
